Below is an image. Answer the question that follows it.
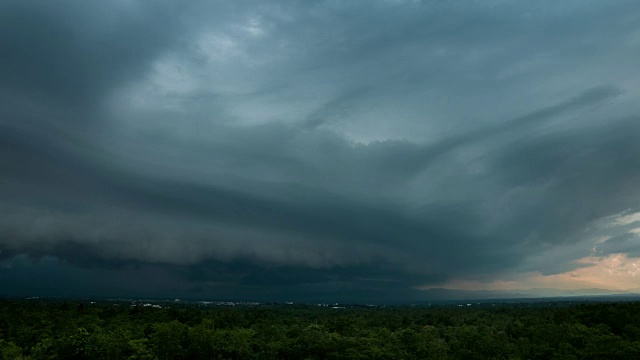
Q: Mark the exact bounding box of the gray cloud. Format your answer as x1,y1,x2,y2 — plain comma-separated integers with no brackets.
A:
2,0,640,299
595,232,640,258
0,1,185,113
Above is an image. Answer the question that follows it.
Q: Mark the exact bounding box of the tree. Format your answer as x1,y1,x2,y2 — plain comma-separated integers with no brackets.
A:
151,321,187,360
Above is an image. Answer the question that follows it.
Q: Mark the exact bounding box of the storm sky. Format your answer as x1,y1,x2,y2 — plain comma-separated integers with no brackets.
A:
2,0,640,301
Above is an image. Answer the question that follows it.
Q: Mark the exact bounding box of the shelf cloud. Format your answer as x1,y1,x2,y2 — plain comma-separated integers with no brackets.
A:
2,0,640,300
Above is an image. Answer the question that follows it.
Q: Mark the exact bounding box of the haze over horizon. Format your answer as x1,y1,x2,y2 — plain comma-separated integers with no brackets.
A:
2,0,640,301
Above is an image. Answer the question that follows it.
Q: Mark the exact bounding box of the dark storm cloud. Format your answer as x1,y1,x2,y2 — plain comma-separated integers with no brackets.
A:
2,0,640,299
595,232,640,258
491,119,640,241
0,0,183,112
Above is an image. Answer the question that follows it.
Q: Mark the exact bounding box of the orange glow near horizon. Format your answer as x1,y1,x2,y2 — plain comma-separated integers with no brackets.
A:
420,253,640,292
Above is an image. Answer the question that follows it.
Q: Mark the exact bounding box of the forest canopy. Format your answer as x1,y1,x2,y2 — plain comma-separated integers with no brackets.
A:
1,299,640,359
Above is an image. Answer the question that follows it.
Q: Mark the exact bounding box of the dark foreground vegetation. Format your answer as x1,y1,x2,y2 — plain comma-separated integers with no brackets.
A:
1,299,640,359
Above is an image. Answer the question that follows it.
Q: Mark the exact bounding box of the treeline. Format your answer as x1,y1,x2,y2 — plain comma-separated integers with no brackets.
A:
1,299,640,359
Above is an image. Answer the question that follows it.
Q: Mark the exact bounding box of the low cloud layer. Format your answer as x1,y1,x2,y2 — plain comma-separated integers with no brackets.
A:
2,0,640,300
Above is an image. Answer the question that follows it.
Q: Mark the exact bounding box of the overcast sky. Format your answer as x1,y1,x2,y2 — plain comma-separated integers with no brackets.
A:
2,0,640,301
